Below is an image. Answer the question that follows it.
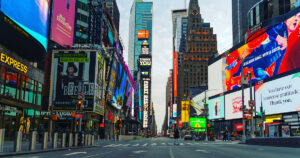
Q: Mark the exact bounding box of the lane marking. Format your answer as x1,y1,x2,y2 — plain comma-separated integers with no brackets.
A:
142,143,148,146
195,149,209,153
64,152,87,156
179,143,184,146
186,143,192,145
133,150,146,154
162,143,166,145
83,154,99,158
169,147,175,158
133,143,139,146
151,143,157,146
122,144,130,147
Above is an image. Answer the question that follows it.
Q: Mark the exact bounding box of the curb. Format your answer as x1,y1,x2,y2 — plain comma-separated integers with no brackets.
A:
0,145,96,157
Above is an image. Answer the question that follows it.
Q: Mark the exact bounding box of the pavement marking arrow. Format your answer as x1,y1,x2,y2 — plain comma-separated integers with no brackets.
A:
133,150,147,154
195,150,209,153
64,152,87,156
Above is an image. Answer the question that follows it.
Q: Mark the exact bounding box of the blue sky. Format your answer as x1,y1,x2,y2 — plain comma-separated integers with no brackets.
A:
116,0,232,131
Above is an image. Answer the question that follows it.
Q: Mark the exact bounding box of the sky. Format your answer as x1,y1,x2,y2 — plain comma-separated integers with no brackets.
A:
116,0,232,131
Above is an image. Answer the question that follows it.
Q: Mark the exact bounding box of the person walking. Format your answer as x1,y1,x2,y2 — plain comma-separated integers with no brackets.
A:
174,128,179,145
209,131,213,141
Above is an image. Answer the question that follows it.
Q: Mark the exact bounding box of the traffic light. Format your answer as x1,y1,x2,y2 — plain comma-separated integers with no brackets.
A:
107,94,111,101
77,100,82,110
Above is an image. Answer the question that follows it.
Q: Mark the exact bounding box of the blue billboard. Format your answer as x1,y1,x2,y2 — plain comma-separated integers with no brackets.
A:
0,0,49,50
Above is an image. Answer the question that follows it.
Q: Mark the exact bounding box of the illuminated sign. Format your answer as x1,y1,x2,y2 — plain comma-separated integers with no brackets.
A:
139,58,151,66
190,118,206,128
173,52,178,98
141,44,149,55
173,104,177,117
0,52,28,74
208,96,225,120
138,30,149,39
143,80,149,128
181,101,189,123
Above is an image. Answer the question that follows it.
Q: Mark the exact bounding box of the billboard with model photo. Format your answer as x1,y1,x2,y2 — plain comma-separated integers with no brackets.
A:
208,96,224,120
255,72,300,115
51,0,76,47
51,50,96,111
225,12,300,91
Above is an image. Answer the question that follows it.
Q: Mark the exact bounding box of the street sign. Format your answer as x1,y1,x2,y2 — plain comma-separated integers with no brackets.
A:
249,100,255,107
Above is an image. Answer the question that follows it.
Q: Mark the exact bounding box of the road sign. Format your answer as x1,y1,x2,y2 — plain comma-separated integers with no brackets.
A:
249,100,255,107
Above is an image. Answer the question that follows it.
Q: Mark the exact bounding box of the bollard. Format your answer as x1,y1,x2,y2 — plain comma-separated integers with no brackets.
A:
97,135,100,142
14,131,22,152
74,133,78,147
84,134,88,146
52,132,58,149
62,133,66,148
68,133,73,147
92,135,95,146
42,132,48,150
88,134,91,146
0,129,5,152
29,131,37,151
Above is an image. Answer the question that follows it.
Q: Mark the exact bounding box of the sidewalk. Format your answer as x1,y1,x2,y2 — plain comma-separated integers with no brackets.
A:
0,139,110,157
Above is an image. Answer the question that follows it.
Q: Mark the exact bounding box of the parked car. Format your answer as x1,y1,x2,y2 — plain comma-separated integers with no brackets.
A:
184,135,192,140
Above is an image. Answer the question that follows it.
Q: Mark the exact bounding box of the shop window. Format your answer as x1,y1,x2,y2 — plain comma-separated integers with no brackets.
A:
4,69,18,99
0,66,6,95
24,79,35,104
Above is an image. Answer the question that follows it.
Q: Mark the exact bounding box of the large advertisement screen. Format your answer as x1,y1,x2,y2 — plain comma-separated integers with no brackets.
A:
94,53,106,115
0,0,50,49
208,58,225,97
208,96,224,120
51,51,96,111
255,72,300,115
225,88,254,120
112,63,127,110
225,12,300,91
51,0,75,47
190,117,206,128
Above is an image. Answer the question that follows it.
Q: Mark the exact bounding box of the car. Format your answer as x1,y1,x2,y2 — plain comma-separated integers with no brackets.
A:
184,135,192,140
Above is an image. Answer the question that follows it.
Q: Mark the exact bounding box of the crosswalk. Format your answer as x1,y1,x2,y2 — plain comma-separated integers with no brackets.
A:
103,142,214,148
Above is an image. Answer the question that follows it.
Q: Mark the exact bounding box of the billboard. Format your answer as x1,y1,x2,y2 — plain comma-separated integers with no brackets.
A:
112,63,127,110
208,96,224,120
208,58,225,97
141,43,149,55
173,104,177,117
181,101,189,123
0,0,50,49
139,58,151,67
225,88,254,120
141,70,150,78
255,72,300,115
143,80,150,128
173,52,178,98
51,50,96,111
224,12,300,91
51,0,75,47
138,30,149,39
190,118,206,128
94,53,106,115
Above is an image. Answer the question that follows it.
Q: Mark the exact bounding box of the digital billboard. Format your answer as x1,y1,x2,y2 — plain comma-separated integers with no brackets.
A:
143,80,150,128
255,72,300,115
139,58,151,67
190,117,206,128
94,53,106,115
141,43,149,55
224,12,300,91
0,0,50,50
225,88,254,120
112,63,127,110
208,58,225,97
208,96,224,120
173,104,177,117
173,51,178,98
51,0,75,47
50,50,96,111
138,30,149,39
181,101,189,123
141,71,150,78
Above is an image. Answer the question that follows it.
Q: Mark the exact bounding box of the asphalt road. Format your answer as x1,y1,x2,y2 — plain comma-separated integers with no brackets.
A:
9,137,300,158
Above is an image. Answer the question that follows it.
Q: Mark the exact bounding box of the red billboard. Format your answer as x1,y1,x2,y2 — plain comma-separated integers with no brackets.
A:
224,12,300,91
138,30,149,39
173,51,178,98
51,0,76,47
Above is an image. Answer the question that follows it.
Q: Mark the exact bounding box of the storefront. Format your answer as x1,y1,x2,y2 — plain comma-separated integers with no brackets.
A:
265,114,283,138
282,112,300,137
0,48,44,140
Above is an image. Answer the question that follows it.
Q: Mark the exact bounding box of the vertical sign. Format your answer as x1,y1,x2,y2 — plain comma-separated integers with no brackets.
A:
173,104,177,117
143,80,149,128
181,101,189,122
173,51,178,98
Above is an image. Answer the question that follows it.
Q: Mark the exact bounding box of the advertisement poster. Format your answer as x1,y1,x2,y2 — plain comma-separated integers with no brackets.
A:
51,50,96,111
51,0,75,47
181,101,189,123
112,63,127,110
225,88,254,120
141,43,149,55
208,96,224,120
189,118,206,128
173,104,177,117
143,80,150,128
173,51,178,98
94,53,106,115
0,0,50,49
255,72,300,115
282,125,290,137
225,12,300,91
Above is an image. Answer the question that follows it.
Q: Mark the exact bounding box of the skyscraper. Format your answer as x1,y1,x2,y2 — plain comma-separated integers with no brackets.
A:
180,0,217,98
128,0,153,76
232,0,260,45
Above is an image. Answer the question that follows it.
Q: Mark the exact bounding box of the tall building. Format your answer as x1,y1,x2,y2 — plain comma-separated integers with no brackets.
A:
74,0,91,44
180,0,217,99
232,0,260,45
172,9,187,52
128,0,153,76
103,0,120,31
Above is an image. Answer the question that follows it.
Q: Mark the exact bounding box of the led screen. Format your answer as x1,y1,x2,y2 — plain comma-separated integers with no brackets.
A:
208,58,225,97
51,0,75,47
225,88,254,120
0,0,49,49
208,96,224,120
189,117,206,128
51,50,96,111
225,12,300,91
112,63,127,110
255,72,300,115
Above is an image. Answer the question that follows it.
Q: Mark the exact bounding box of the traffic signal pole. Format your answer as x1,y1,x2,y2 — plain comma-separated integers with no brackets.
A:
249,72,255,138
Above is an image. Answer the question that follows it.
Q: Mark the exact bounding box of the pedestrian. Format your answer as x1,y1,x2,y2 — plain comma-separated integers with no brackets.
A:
209,131,213,141
174,128,179,145
227,131,231,141
225,128,228,141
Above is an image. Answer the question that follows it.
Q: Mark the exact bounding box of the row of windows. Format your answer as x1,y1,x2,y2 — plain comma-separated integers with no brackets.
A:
248,0,300,28
0,66,42,106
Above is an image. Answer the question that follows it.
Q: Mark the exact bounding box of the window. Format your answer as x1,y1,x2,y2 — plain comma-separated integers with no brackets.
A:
4,69,18,99
255,5,260,24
